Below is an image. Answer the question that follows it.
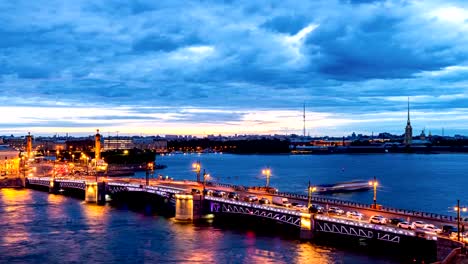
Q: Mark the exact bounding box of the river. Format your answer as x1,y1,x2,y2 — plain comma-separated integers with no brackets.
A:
1,153,467,263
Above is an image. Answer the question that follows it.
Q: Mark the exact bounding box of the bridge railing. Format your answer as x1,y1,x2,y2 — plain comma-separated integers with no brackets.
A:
204,182,456,222
206,182,248,191
275,190,456,223
205,196,303,216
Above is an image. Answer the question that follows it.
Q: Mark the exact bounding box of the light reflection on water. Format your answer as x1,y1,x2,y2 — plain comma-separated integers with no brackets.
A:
0,188,32,251
0,188,397,263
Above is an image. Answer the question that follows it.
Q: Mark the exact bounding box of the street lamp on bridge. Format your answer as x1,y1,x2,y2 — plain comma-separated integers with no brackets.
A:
454,200,467,242
369,176,378,209
262,168,271,188
202,169,210,191
307,180,317,209
192,161,201,183
146,162,154,186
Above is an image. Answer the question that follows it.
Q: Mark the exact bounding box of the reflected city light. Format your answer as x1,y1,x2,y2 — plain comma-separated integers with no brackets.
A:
0,189,32,249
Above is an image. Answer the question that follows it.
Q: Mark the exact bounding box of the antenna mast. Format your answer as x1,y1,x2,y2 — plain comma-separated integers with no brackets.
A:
303,103,306,138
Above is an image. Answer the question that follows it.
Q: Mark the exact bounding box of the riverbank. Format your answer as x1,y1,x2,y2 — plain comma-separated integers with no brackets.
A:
0,177,23,188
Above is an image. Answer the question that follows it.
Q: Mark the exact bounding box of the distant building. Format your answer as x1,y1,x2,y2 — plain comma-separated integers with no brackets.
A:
3,136,25,150
0,145,19,176
420,129,426,140
103,138,134,150
132,138,168,152
404,98,413,145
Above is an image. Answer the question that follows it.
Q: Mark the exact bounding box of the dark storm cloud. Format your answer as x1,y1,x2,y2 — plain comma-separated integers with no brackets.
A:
0,0,468,134
132,33,204,53
304,10,466,80
261,15,310,34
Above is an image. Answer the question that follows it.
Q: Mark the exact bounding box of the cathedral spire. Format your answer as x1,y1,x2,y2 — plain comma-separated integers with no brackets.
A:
407,97,410,125
404,97,413,145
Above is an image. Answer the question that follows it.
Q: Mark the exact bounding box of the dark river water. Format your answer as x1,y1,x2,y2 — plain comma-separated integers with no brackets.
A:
1,153,467,263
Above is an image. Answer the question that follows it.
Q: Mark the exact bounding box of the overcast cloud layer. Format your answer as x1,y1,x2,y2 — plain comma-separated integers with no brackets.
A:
1,0,468,136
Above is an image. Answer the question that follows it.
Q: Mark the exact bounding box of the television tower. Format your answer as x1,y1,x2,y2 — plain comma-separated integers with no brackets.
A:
303,103,306,138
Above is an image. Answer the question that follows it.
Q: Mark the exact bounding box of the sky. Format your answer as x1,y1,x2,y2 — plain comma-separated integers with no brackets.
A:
1,0,468,137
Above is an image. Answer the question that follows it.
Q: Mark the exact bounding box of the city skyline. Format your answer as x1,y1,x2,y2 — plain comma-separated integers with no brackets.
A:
1,1,468,136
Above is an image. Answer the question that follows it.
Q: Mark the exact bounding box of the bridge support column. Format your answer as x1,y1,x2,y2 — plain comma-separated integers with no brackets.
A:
85,182,99,203
300,214,314,240
97,182,106,205
192,194,203,220
175,194,194,221
49,178,59,193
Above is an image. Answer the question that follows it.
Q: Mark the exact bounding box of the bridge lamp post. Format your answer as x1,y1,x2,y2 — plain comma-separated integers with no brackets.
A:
146,162,154,186
262,168,271,188
192,161,201,183
203,169,210,191
84,156,89,175
369,177,378,209
454,200,467,242
307,181,317,209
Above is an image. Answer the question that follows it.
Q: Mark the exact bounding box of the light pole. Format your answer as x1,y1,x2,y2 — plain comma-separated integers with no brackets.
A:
307,180,317,209
146,162,154,186
192,161,201,183
262,168,271,188
455,200,467,242
86,156,89,175
369,176,378,209
203,169,210,191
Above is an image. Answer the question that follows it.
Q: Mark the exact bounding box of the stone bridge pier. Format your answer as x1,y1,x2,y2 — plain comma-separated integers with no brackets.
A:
174,194,204,221
300,214,314,240
49,178,59,194
85,182,106,204
175,194,194,221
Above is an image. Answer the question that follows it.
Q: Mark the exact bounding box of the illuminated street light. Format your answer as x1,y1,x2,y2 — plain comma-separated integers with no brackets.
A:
203,169,210,191
192,161,201,182
262,168,271,188
454,200,467,242
307,180,317,209
369,176,378,209
146,162,154,186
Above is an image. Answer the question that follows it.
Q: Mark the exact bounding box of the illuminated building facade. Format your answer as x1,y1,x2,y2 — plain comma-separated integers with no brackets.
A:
0,145,20,176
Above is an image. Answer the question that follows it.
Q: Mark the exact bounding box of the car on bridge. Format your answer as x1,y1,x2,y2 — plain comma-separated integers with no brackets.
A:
293,204,308,212
412,221,426,229
309,204,324,214
272,197,291,208
259,198,270,204
327,207,344,215
213,191,226,198
346,211,364,220
442,225,458,235
228,192,239,200
203,189,214,196
389,218,405,226
244,195,258,202
369,215,388,224
422,224,442,234
397,221,415,230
